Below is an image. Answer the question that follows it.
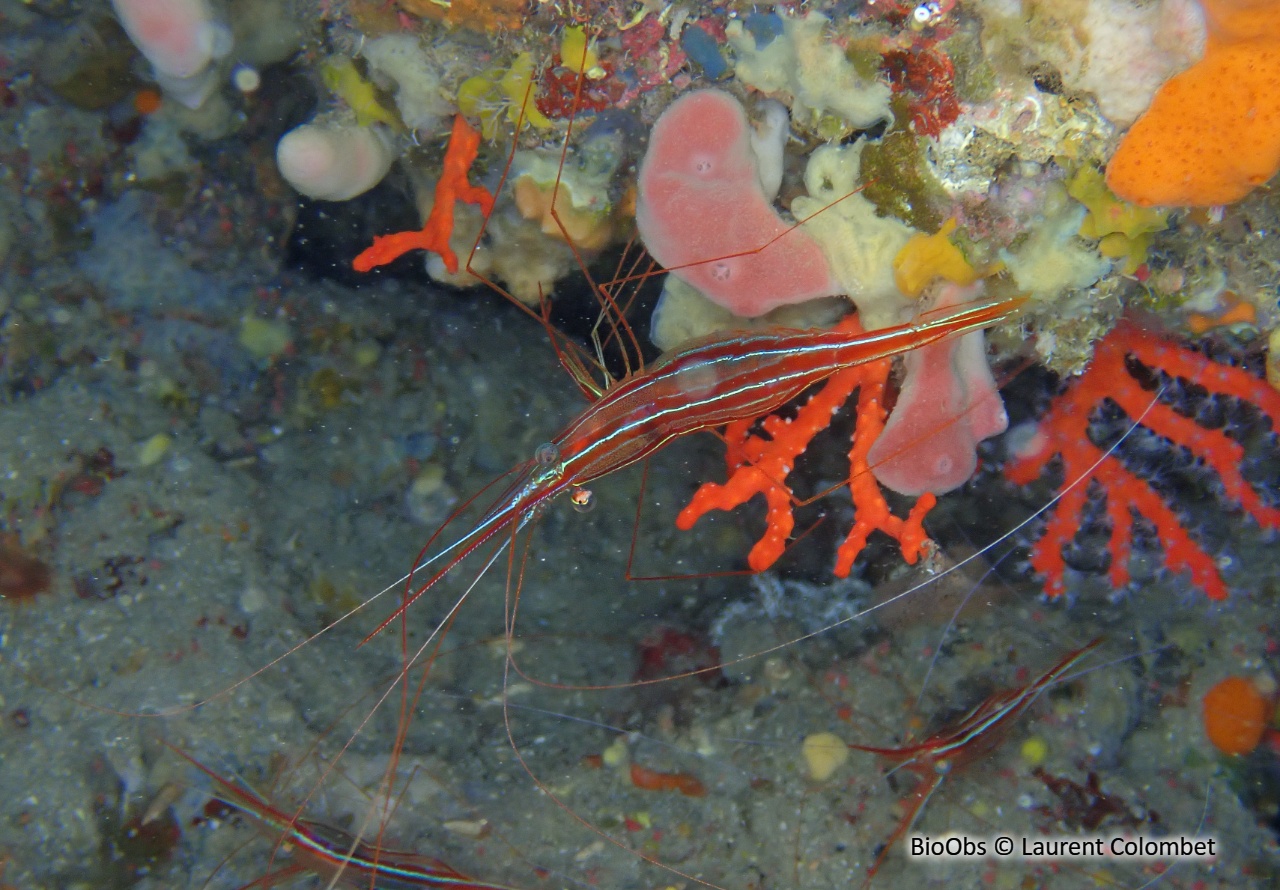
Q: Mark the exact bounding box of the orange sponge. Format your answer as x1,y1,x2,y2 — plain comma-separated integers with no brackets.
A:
1106,0,1280,207
1202,675,1272,756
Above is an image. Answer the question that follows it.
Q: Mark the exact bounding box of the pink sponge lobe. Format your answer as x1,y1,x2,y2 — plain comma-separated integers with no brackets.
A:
636,90,839,318
111,0,219,79
868,283,1009,496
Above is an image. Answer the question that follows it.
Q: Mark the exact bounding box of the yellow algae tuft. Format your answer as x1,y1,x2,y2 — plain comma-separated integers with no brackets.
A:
801,731,848,781
321,58,400,129
559,26,599,76
1068,166,1167,275
892,218,981,298
309,573,365,615
500,54,551,130
458,52,551,141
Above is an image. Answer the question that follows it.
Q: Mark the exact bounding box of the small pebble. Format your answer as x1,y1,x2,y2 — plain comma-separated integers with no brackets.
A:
1020,736,1048,767
411,463,446,498
602,737,629,768
239,316,291,361
238,584,267,615
801,732,848,781
353,340,381,368
232,64,261,93
442,818,489,839
137,432,172,467
574,840,605,862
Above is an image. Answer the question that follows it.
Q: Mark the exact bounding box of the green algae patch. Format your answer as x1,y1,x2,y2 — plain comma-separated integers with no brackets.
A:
859,130,948,231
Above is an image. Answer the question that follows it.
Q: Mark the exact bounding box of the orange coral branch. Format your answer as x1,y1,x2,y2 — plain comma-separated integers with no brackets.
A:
1005,320,1280,600
353,115,495,275
837,372,935,576
676,314,936,574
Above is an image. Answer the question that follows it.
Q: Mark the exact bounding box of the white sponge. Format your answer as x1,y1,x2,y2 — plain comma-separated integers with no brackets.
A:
276,123,395,202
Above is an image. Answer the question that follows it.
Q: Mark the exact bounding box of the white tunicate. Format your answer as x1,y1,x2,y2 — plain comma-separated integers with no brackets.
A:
362,34,451,134
748,99,790,202
276,123,395,202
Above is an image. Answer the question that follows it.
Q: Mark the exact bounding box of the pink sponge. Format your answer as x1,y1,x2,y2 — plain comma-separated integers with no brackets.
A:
111,0,228,108
636,90,839,317
868,283,1009,496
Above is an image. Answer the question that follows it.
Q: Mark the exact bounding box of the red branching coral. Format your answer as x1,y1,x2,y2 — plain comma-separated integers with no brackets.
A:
353,115,494,275
676,314,936,575
1005,321,1280,600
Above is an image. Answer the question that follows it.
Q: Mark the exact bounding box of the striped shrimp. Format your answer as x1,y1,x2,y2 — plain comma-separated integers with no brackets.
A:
1,28,1273,890
361,295,1025,644
778,628,1216,890
168,744,527,890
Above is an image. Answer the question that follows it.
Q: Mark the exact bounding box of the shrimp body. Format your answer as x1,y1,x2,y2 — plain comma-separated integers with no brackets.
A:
172,745,523,890
851,637,1103,880
372,296,1025,637
554,297,1022,484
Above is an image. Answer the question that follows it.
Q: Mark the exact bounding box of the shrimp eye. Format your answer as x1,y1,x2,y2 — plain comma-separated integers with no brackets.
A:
569,487,595,513
534,442,560,466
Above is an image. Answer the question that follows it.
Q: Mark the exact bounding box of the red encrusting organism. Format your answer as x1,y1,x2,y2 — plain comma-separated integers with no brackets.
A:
676,313,936,575
881,43,961,138
0,532,52,602
537,56,625,119
1004,321,1280,600
353,114,495,275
